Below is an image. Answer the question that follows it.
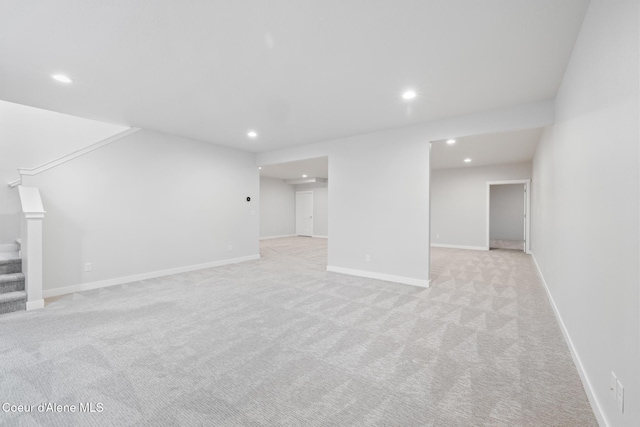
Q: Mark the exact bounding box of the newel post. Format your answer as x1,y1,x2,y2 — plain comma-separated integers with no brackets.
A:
18,186,45,310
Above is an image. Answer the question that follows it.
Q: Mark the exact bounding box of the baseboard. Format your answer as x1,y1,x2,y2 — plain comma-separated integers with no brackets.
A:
312,235,328,239
259,234,297,240
0,243,18,253
531,253,608,427
326,265,430,288
43,254,261,298
431,243,488,251
26,299,44,310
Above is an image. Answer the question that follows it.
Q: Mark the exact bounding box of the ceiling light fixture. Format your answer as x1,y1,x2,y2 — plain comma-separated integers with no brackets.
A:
464,158,472,163
302,174,307,178
52,74,73,84
401,90,417,100
258,167,262,170
247,131,258,138
447,139,456,145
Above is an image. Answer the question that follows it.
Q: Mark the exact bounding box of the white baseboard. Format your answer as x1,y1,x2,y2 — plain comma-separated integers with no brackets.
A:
0,243,18,253
312,235,328,239
259,234,297,240
431,243,488,251
327,265,430,288
26,299,44,310
531,253,608,427
43,254,261,298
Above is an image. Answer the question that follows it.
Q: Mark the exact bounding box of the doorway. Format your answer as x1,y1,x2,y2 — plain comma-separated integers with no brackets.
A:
295,191,314,236
486,180,531,253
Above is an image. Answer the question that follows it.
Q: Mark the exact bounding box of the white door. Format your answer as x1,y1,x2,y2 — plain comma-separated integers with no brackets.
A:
296,191,313,236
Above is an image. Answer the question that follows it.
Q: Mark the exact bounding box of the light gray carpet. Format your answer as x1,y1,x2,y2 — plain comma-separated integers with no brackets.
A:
0,237,596,426
489,239,525,251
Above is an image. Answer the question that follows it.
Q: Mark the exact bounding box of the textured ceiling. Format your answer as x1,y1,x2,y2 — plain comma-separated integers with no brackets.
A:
0,1,588,152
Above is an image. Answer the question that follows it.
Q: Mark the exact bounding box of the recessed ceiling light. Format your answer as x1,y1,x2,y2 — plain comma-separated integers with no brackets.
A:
302,174,307,178
247,131,258,138
464,158,472,163
447,139,456,145
52,74,73,83
401,90,417,100
258,167,262,170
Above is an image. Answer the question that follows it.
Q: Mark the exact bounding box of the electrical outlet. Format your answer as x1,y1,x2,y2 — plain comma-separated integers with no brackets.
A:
228,245,233,252
365,254,371,262
610,372,617,396
616,378,624,413
84,262,92,272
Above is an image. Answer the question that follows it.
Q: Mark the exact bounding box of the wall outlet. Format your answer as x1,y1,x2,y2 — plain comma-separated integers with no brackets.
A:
228,245,233,252
84,262,92,272
616,378,624,413
365,254,371,262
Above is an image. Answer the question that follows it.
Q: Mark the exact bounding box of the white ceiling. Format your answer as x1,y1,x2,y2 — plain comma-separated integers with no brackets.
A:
260,157,328,180
430,128,543,170
0,1,588,153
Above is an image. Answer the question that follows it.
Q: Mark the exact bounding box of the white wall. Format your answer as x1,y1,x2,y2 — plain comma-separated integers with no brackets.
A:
490,184,525,242
260,176,295,238
431,163,531,249
0,101,127,243
257,101,553,287
531,1,639,426
295,182,328,237
22,129,259,294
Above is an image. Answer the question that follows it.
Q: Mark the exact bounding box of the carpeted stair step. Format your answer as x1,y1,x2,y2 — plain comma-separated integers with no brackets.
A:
0,258,22,275
0,290,26,314
0,272,25,294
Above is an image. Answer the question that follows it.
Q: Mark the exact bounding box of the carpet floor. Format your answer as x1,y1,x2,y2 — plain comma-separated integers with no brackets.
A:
0,237,596,426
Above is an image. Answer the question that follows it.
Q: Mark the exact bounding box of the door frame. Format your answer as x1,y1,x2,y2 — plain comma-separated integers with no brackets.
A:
486,179,531,253
295,190,314,236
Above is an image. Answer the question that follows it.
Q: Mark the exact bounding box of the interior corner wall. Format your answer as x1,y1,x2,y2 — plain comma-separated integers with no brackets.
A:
431,162,531,249
259,176,295,238
22,129,259,294
0,100,127,243
294,182,328,237
530,1,639,426
489,184,525,242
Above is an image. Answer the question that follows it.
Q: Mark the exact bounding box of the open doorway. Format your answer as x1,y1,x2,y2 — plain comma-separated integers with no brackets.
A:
487,181,530,252
258,156,329,266
259,156,328,239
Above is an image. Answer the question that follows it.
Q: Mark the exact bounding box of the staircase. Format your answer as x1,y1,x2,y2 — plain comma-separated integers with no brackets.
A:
0,243,26,315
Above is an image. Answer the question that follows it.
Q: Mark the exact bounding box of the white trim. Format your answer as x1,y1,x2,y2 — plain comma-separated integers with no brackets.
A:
0,244,18,253
531,253,608,427
43,254,260,298
486,179,531,254
312,235,328,239
327,265,430,288
259,234,297,240
431,243,488,251
26,299,44,311
8,178,21,188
